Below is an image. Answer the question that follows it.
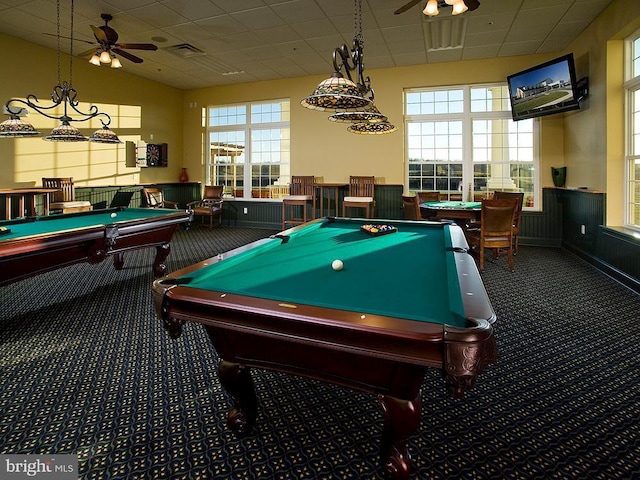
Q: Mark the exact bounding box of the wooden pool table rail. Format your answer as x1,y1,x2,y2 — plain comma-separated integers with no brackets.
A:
0,208,192,286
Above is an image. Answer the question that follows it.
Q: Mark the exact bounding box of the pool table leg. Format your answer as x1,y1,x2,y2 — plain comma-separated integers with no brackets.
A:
218,360,257,437
378,393,422,480
152,242,171,277
113,252,125,270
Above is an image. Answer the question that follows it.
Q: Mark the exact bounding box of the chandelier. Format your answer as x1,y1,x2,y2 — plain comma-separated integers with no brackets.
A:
300,0,396,135
0,0,121,143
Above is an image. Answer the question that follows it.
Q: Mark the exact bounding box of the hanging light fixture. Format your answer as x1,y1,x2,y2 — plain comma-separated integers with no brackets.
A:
0,0,121,144
301,0,396,134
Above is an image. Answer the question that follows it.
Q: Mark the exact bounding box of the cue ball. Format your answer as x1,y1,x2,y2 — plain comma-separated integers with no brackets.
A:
331,259,343,271
110,212,117,218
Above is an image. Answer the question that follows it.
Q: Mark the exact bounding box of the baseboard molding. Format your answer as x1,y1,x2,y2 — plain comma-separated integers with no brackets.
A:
562,242,640,294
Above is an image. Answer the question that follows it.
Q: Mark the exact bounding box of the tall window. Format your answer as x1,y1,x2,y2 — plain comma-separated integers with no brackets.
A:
405,85,538,207
625,30,640,228
207,100,290,199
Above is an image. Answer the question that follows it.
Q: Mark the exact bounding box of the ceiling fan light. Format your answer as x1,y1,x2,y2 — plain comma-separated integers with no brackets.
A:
89,54,101,66
99,50,111,64
452,0,468,14
423,0,439,16
110,57,122,69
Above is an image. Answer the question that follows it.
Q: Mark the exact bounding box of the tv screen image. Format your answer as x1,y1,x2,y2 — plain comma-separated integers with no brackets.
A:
507,53,581,121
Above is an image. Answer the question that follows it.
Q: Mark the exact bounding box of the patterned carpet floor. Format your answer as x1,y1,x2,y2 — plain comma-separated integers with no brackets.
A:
1,226,639,479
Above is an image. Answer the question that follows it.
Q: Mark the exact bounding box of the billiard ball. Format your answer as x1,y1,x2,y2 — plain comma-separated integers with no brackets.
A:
110,212,117,218
331,259,343,271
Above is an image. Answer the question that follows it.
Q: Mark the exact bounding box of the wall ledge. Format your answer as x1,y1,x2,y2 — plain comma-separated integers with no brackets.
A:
601,226,640,243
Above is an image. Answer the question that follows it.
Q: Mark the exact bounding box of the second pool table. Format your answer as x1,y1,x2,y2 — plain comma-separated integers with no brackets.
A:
153,217,497,479
0,207,191,286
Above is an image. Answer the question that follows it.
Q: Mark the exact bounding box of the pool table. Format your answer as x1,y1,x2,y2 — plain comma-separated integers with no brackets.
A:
153,217,496,480
0,207,191,286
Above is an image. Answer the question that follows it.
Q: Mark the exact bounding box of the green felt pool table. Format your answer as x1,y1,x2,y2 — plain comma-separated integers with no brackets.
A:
153,217,497,480
420,200,482,223
0,207,191,286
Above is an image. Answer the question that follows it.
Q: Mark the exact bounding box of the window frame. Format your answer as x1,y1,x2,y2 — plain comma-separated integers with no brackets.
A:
624,29,640,230
404,84,540,209
206,99,291,200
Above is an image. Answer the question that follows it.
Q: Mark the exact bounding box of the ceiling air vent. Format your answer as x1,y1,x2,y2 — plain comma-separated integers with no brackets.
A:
423,16,468,51
164,43,206,59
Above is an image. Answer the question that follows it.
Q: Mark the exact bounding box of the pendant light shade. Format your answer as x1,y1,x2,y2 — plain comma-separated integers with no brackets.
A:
44,121,88,142
301,72,371,112
0,115,41,137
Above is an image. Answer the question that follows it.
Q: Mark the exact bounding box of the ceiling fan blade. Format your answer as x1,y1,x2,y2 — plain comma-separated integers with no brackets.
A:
394,0,422,15
42,32,96,45
115,43,158,51
77,48,98,57
100,25,119,44
91,24,109,43
113,48,144,64
464,0,480,11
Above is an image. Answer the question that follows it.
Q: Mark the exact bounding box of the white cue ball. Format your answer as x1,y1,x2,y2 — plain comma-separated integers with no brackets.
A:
331,259,343,271
110,212,117,218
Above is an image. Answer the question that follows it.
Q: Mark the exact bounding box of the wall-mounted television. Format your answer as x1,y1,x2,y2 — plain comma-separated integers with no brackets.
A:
507,53,587,122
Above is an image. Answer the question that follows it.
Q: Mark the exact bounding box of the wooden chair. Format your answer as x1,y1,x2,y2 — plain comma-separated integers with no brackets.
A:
416,191,440,203
492,191,524,253
142,187,178,209
402,195,424,220
282,176,315,230
465,199,517,272
187,185,223,228
342,176,375,218
42,177,92,214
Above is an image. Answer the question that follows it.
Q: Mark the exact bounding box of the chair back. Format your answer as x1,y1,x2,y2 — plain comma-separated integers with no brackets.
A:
416,191,440,203
289,176,315,196
142,187,164,207
481,199,517,242
493,191,524,229
109,191,134,208
42,177,75,202
203,185,224,200
402,195,422,220
348,176,375,197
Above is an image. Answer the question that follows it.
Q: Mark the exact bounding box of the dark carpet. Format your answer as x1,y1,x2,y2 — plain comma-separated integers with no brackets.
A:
1,226,639,480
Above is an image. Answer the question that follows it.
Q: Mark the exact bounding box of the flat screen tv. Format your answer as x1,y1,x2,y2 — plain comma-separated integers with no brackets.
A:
507,53,584,121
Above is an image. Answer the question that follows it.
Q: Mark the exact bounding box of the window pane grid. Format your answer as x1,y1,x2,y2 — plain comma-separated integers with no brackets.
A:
406,86,537,205
208,100,290,199
627,32,640,227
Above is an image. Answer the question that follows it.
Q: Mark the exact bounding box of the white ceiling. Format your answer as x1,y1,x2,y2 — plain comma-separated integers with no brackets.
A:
0,0,614,90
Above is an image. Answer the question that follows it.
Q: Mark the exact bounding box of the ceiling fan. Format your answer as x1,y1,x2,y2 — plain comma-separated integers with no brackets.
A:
76,14,158,67
394,0,480,16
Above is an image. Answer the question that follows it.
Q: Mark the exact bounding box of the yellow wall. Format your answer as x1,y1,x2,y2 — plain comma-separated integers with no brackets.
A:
183,54,563,186
561,0,640,224
0,33,183,188
2,0,640,226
